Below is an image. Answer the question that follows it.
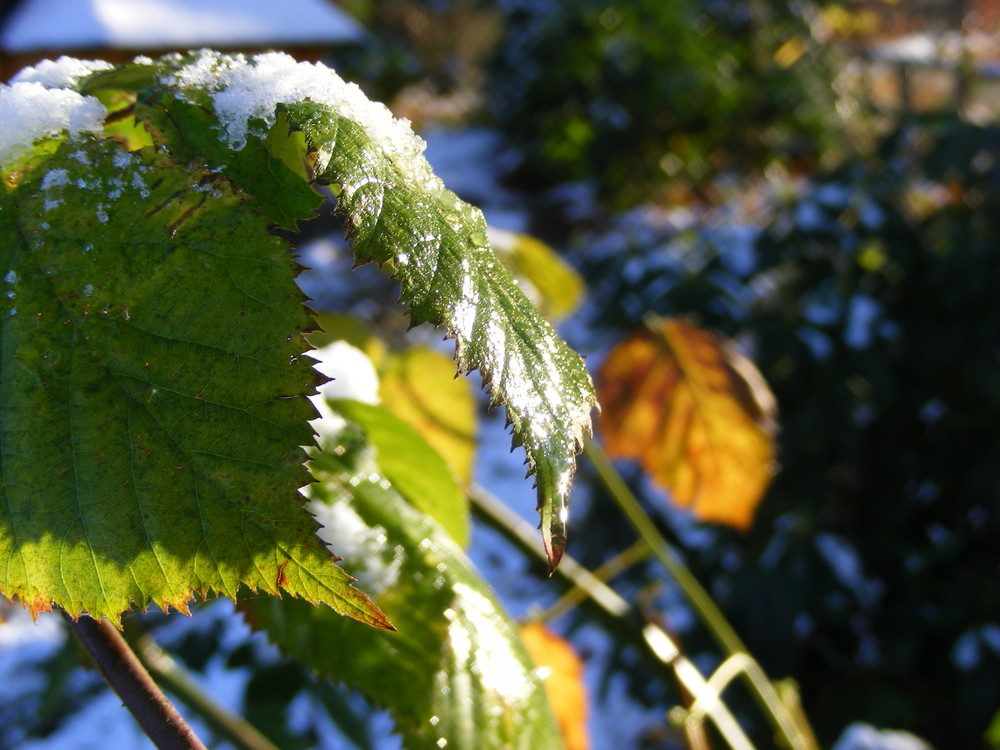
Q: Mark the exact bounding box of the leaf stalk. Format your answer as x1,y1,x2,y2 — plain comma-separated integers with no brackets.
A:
61,610,208,750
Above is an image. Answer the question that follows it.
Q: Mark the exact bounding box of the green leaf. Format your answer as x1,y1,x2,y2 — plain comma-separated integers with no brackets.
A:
292,101,597,569
2,48,593,631
0,139,388,628
247,428,563,750
286,102,596,570
329,399,469,548
87,50,597,570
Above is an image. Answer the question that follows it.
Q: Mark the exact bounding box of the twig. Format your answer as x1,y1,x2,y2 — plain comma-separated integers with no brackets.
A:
583,438,747,657
136,633,281,750
61,610,208,750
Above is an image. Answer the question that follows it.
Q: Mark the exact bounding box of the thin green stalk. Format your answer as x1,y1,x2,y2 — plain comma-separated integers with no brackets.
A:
135,634,281,750
583,437,819,750
583,438,746,656
468,483,757,750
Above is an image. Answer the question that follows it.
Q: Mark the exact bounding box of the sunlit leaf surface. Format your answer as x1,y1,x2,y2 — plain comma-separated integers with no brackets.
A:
597,318,778,529
0,141,386,628
329,398,469,547
249,423,562,750
85,50,596,571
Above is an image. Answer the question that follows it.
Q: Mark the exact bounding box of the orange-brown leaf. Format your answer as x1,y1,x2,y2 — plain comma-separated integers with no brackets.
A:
520,622,590,750
597,318,777,529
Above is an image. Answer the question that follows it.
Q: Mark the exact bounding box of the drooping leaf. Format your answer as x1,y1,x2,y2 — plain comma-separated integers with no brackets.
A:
378,345,477,486
281,96,595,571
81,51,596,570
0,139,387,628
597,318,778,529
329,399,469,547
519,622,591,750
247,424,563,750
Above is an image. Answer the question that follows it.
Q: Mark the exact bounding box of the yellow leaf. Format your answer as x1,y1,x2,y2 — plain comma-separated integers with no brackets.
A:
378,345,477,485
520,622,590,750
773,36,806,69
489,226,585,322
597,318,777,530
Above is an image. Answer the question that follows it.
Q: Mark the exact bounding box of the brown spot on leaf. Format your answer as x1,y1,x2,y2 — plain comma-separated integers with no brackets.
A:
276,559,290,588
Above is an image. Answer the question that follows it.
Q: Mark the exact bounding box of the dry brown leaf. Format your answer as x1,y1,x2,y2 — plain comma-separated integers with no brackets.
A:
519,622,590,750
597,318,777,530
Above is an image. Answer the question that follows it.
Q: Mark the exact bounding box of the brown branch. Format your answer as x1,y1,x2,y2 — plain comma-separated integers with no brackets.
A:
61,610,208,750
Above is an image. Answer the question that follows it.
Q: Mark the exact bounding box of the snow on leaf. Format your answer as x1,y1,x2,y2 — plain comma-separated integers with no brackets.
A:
82,50,596,571
598,318,778,530
0,46,593,632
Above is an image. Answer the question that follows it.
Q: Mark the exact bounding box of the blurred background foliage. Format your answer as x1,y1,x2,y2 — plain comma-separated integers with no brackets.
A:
487,0,842,208
331,1,1000,746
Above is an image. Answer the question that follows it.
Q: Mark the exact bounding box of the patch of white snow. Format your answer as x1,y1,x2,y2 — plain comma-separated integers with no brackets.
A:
168,51,439,192
11,57,113,89
308,340,380,441
0,82,106,168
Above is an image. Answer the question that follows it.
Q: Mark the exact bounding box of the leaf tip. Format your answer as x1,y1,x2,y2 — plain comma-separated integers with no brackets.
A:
544,533,566,576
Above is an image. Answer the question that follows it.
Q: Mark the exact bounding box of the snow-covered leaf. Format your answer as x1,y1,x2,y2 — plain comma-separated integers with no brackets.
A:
83,51,595,569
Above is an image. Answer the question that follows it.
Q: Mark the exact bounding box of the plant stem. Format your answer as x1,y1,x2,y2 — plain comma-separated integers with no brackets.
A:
61,610,208,750
469,483,757,749
136,633,281,750
583,437,819,750
582,438,747,656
